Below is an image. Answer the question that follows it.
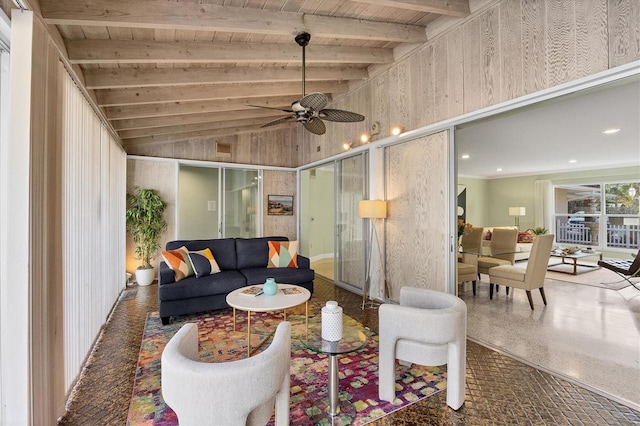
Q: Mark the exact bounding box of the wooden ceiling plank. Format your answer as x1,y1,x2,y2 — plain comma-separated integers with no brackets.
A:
40,0,427,42
67,39,393,64
112,109,288,131
84,66,368,89
348,0,470,18
104,95,300,120
122,123,292,147
96,81,349,106
118,116,288,139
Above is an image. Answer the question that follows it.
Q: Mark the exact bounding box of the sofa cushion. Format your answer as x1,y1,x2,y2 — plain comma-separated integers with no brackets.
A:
161,246,194,281
236,236,288,270
241,267,315,286
167,238,237,270
187,248,221,278
268,240,298,268
158,270,247,302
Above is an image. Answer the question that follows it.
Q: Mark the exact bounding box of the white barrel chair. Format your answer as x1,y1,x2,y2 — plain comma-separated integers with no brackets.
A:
162,321,291,426
378,287,467,410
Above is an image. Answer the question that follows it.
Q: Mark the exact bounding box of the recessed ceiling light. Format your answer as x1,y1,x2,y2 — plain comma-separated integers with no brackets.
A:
568,159,577,163
602,128,621,134
496,168,503,172
461,154,470,159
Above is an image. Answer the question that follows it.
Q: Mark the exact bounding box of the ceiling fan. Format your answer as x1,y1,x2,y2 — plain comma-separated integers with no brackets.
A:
249,32,365,136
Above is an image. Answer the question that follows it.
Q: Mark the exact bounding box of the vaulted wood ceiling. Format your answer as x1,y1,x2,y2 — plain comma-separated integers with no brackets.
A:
34,0,471,149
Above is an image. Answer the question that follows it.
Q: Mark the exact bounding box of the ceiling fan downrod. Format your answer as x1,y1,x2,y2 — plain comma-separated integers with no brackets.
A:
295,32,311,97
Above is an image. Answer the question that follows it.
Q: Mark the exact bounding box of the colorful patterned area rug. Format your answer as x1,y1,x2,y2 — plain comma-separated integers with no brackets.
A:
127,302,447,425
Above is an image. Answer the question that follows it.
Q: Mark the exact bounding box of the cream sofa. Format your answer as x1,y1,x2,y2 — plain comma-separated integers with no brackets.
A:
481,227,534,262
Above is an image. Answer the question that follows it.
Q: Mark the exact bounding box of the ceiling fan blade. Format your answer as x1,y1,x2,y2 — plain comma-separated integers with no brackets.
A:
303,118,326,135
299,93,328,111
248,104,294,113
319,109,365,123
261,116,295,128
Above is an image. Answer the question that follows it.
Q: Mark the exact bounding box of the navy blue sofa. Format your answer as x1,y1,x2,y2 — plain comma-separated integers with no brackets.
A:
158,236,315,325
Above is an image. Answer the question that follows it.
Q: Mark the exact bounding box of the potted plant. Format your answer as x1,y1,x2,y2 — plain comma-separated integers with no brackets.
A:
531,227,548,237
126,187,167,286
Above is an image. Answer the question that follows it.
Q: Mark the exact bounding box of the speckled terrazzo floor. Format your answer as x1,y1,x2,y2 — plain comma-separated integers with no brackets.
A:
58,276,640,425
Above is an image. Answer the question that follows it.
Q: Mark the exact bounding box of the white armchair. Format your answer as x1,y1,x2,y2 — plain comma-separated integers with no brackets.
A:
161,321,291,426
378,287,467,410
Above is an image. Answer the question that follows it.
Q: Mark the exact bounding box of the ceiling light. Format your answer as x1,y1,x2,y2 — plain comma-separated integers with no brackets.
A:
360,133,370,143
343,142,352,151
461,154,470,159
390,126,403,136
496,168,503,172
568,159,577,163
602,128,620,134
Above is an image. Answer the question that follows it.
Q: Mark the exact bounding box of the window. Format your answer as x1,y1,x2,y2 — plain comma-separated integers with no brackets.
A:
554,182,639,250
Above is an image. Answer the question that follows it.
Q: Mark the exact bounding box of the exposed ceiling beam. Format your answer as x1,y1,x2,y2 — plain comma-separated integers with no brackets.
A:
349,0,470,17
66,40,394,65
84,66,369,89
122,124,293,147
40,0,428,43
96,81,349,106
118,116,286,139
104,96,301,120
112,109,288,131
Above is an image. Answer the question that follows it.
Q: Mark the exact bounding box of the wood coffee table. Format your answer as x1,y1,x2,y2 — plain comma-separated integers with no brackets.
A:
548,251,603,275
226,283,310,356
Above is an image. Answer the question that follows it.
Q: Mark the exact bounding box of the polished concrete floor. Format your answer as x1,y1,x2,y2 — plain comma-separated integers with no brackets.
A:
58,276,640,425
459,273,640,410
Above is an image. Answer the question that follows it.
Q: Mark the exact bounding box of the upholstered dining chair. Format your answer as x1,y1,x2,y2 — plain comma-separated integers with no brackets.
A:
476,228,518,295
457,226,484,261
378,287,467,410
162,321,291,426
488,234,554,310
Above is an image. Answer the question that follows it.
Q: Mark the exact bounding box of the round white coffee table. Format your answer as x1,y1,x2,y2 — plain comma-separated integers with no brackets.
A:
226,283,311,356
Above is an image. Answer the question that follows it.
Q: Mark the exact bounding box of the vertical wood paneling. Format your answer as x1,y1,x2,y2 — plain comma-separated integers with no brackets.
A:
371,70,390,139
463,17,482,113
546,0,577,86
419,45,436,126
499,0,524,101
389,59,411,132
263,170,297,239
522,0,547,94
481,7,501,107
385,131,449,300
575,0,608,77
433,36,449,123
608,0,640,67
408,53,426,129
448,31,465,117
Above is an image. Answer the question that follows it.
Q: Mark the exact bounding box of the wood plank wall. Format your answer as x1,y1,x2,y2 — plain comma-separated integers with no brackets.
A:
299,0,640,161
263,169,297,240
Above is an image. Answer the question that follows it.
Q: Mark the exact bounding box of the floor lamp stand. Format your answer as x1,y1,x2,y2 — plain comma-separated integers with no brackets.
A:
362,219,385,310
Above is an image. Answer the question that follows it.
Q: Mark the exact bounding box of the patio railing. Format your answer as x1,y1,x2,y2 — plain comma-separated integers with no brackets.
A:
556,220,639,249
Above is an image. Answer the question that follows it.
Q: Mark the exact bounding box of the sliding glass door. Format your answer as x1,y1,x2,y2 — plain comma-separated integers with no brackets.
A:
300,153,367,293
178,165,260,239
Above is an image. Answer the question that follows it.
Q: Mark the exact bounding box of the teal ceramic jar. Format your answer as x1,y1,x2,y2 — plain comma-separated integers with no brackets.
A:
263,277,278,295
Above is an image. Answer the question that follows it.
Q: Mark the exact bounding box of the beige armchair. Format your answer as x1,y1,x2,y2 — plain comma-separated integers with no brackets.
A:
488,234,554,309
162,321,291,426
378,287,467,410
457,227,483,294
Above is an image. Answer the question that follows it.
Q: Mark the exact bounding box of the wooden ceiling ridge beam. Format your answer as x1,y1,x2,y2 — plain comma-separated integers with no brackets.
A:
118,116,285,140
40,0,427,43
96,81,349,106
84,66,369,89
112,109,288,131
349,0,470,17
104,95,305,120
66,40,394,65
122,124,292,147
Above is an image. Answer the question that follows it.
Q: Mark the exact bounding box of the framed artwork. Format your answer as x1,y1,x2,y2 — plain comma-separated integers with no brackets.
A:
268,195,294,216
